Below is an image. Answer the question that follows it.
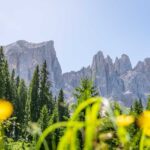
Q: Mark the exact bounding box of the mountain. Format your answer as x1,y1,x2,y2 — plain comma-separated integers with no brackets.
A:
3,40,150,106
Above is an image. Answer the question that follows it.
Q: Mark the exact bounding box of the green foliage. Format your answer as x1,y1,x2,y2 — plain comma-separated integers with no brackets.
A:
5,139,32,150
131,99,143,116
74,77,99,121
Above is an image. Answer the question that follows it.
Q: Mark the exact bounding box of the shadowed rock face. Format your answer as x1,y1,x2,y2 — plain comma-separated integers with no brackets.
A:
3,41,150,106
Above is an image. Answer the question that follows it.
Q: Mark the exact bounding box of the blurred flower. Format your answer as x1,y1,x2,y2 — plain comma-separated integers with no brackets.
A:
116,115,134,127
102,98,109,108
27,122,41,135
0,99,13,122
144,128,150,137
99,132,113,140
137,111,150,136
101,98,110,117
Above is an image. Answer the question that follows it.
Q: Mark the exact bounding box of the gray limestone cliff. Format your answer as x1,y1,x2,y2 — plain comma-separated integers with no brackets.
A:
4,40,63,93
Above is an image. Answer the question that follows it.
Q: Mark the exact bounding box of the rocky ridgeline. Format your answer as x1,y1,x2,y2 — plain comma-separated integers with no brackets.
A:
3,40,150,106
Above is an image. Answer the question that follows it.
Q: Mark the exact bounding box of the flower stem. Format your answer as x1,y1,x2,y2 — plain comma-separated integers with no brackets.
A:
0,123,5,150
140,130,145,150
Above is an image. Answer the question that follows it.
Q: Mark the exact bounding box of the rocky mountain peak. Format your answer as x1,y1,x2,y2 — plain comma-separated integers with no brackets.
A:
144,58,150,64
91,51,105,69
105,55,113,66
114,54,132,75
134,61,144,72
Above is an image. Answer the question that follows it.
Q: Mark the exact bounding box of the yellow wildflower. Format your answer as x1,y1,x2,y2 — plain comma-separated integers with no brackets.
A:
144,128,150,136
137,111,150,129
137,111,150,136
116,115,135,127
0,99,13,122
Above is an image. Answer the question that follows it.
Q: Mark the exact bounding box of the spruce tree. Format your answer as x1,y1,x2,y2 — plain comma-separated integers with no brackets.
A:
73,77,99,148
57,89,70,122
49,102,59,149
112,101,122,116
17,79,28,134
3,60,12,100
0,47,6,98
23,93,31,140
132,99,143,116
0,47,13,101
58,89,65,122
38,105,50,131
29,65,40,122
74,77,99,105
39,61,53,114
10,69,17,103
16,75,20,88
146,96,150,110
10,79,28,138
64,103,70,121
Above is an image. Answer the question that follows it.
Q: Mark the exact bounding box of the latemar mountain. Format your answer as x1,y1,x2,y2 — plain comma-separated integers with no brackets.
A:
3,40,150,106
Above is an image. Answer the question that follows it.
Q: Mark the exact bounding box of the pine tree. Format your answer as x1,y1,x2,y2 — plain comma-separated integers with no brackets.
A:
129,99,143,147
22,91,32,141
17,79,27,120
49,102,59,149
9,70,19,139
29,65,40,122
0,47,14,101
38,105,51,150
74,77,99,105
0,47,6,98
10,69,17,103
64,103,70,121
112,101,122,116
146,96,150,110
39,61,53,114
3,60,12,100
57,89,70,122
139,99,143,113
4,69,18,139
38,105,50,131
16,75,20,88
132,99,143,116
16,79,28,138
73,77,99,148
58,89,65,122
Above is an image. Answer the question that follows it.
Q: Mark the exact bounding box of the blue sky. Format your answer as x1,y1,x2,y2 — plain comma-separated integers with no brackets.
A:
0,0,150,73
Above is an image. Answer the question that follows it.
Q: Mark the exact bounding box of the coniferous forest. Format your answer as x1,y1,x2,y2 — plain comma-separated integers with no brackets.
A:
1,45,150,150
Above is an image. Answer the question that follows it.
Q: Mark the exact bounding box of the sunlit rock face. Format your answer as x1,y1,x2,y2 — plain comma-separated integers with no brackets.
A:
3,40,150,106
114,54,132,75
